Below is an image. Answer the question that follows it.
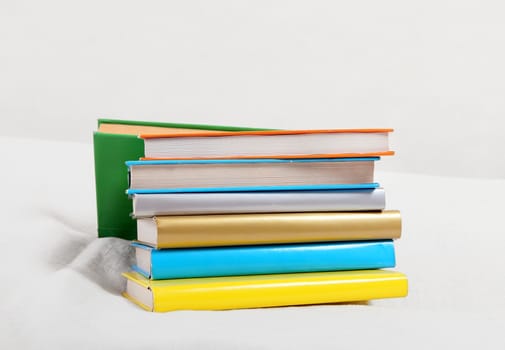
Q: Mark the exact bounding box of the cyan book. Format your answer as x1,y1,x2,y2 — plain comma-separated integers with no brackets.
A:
127,183,379,195
132,240,396,280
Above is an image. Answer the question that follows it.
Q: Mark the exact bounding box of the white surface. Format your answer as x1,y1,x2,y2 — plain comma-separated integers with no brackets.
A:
2,1,505,178
1,136,504,349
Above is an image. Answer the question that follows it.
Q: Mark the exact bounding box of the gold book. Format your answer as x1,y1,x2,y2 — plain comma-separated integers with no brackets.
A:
137,210,401,248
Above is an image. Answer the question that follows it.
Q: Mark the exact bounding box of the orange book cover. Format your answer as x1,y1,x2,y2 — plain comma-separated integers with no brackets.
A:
140,128,394,139
140,128,394,160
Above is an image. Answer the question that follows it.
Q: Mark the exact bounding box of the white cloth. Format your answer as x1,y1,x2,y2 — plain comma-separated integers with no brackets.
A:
1,137,504,349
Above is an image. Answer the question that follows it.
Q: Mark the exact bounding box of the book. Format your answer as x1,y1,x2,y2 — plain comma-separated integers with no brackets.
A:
93,119,267,240
127,183,378,195
136,210,401,248
131,188,386,217
141,128,394,160
132,240,395,280
126,158,378,192
122,269,408,312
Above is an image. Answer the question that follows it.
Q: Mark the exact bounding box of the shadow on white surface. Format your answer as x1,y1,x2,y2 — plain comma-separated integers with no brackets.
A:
68,237,134,295
39,209,134,295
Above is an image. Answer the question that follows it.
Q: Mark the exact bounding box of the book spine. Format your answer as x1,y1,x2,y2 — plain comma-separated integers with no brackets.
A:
132,189,385,217
122,270,408,312
143,240,395,279
148,210,401,248
155,273,407,311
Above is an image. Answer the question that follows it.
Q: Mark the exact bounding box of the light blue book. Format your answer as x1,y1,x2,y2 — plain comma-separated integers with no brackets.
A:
127,183,379,195
126,157,380,195
132,240,396,280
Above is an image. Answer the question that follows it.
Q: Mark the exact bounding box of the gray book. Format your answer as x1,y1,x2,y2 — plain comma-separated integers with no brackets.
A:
131,188,385,217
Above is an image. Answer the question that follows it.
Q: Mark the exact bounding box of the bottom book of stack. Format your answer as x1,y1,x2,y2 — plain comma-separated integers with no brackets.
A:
123,269,408,312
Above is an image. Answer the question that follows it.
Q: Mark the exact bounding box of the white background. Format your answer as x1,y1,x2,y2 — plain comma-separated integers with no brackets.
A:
2,0,504,178
2,3,505,348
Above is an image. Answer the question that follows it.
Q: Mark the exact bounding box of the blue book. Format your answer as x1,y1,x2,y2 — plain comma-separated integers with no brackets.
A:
132,240,396,280
126,157,380,195
127,183,379,195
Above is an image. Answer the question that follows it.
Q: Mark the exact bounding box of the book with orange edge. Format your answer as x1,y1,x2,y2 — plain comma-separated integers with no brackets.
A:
139,128,394,160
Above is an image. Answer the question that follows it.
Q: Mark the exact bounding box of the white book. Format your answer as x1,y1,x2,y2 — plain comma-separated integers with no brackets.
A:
131,188,385,217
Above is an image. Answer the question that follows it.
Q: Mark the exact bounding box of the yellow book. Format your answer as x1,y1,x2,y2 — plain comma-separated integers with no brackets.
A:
137,210,401,248
122,270,408,312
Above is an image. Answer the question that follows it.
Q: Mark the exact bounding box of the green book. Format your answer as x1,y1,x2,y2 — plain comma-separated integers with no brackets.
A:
94,119,268,240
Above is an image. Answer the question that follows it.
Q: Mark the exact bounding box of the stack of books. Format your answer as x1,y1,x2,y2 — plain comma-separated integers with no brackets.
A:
93,119,408,312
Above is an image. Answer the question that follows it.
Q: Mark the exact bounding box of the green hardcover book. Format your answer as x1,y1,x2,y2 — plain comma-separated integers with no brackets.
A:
94,119,268,240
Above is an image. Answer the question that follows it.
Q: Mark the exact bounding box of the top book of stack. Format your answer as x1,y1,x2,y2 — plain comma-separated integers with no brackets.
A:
140,129,394,160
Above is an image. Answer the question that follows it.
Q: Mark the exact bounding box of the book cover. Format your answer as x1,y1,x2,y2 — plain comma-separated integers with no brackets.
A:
132,240,396,280
131,188,386,217
136,210,401,248
93,119,267,240
122,269,408,312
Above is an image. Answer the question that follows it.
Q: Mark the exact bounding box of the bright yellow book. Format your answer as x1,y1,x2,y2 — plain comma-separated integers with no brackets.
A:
122,270,408,312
